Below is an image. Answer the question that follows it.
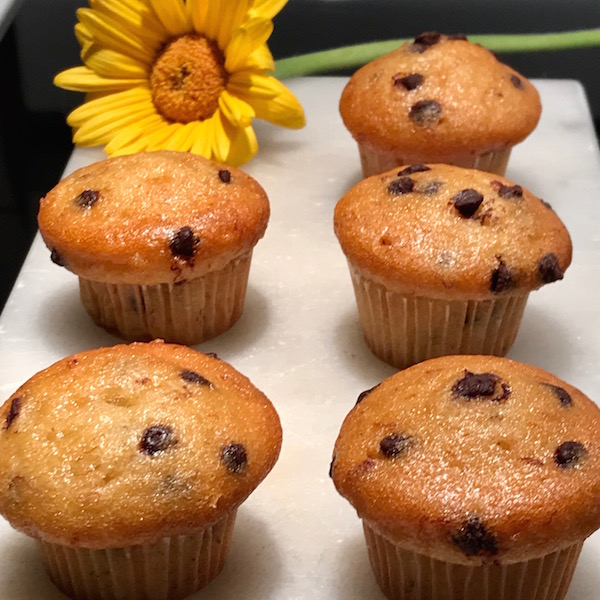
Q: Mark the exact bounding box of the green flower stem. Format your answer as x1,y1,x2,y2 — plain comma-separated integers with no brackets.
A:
274,28,600,79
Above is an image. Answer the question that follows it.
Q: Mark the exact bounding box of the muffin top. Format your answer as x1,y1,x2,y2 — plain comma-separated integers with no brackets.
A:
331,355,600,565
339,32,541,161
0,341,282,548
334,163,572,299
38,151,270,285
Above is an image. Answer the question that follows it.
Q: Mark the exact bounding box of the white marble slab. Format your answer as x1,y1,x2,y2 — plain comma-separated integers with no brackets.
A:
0,77,599,598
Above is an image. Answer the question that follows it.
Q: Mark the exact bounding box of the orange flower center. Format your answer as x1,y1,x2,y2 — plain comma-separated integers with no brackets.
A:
150,34,228,123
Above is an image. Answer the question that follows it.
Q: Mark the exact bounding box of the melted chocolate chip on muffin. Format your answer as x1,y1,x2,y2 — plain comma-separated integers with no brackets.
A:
140,425,177,456
409,100,442,126
544,383,573,408
356,384,380,405
538,253,564,283
218,169,231,183
452,371,511,403
74,189,100,209
554,441,587,469
490,258,513,293
394,73,424,91
4,398,21,430
398,164,431,176
411,31,442,53
169,227,199,258
180,370,212,387
494,182,523,199
50,247,66,267
452,516,499,557
221,443,248,473
510,75,524,90
388,177,414,195
380,434,413,458
453,189,484,218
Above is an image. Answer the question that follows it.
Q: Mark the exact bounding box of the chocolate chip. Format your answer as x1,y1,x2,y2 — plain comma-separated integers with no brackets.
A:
544,383,572,407
510,75,524,89
398,164,431,176
495,183,523,199
490,258,513,293
329,455,336,478
205,352,219,359
409,100,442,126
388,177,414,195
356,383,380,405
221,443,247,473
180,370,212,387
554,441,587,469
50,247,66,267
140,425,176,456
394,73,424,91
453,189,484,218
421,180,444,195
218,169,231,183
380,434,413,458
169,226,198,258
452,516,499,557
74,189,99,208
452,370,511,402
537,253,564,283
411,31,442,52
5,397,21,429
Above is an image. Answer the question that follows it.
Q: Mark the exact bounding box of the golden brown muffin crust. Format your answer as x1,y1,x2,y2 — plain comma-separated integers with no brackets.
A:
331,355,600,565
334,164,572,298
339,33,541,161
0,341,282,548
38,151,270,285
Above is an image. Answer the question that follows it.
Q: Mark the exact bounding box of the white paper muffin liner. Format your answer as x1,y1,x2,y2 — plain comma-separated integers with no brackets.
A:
349,264,528,370
79,252,252,345
358,143,512,177
36,510,237,600
363,521,582,600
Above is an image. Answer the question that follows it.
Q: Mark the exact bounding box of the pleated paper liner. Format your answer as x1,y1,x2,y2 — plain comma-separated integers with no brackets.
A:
363,521,582,600
357,143,511,178
79,252,252,346
37,509,237,600
349,265,528,370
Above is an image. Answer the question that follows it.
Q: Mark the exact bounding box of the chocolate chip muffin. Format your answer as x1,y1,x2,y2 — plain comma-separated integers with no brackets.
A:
331,355,600,600
334,163,572,369
38,150,270,345
339,32,541,177
0,340,282,600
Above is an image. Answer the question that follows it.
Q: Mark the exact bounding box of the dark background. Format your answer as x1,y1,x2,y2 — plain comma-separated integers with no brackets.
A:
2,0,600,312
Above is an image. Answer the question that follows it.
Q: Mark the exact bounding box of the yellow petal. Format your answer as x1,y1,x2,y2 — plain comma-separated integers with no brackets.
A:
203,0,233,43
190,119,213,157
187,0,208,33
67,87,152,126
54,66,145,92
77,7,155,65
244,44,275,72
163,121,202,152
218,90,255,128
225,17,273,73
72,103,157,145
233,74,305,128
147,0,191,37
228,71,279,99
89,0,167,46
249,0,288,20
216,0,252,50
82,46,148,78
146,123,184,150
211,112,231,163
223,121,258,166
75,22,93,53
104,114,166,154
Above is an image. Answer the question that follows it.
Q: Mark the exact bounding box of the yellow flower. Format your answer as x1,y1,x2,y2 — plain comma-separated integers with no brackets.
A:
54,0,306,166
